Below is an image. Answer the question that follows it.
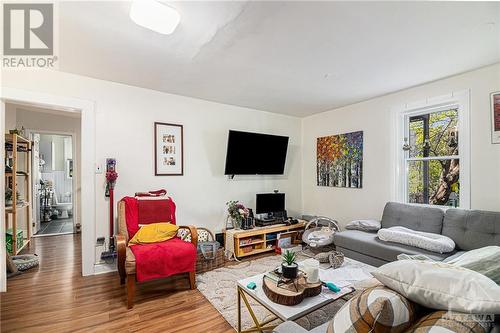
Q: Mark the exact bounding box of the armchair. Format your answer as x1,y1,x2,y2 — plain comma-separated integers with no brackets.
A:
116,198,198,309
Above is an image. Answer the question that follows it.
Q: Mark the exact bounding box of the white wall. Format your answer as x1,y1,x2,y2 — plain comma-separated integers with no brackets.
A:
5,104,16,131
3,63,498,269
1,70,302,246
302,63,500,228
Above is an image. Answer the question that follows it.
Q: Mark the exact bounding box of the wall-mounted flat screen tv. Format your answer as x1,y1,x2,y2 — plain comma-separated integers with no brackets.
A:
224,130,289,175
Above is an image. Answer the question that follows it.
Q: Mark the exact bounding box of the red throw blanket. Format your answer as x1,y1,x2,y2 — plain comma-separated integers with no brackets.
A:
123,196,195,282
123,197,139,238
137,198,176,225
130,238,196,282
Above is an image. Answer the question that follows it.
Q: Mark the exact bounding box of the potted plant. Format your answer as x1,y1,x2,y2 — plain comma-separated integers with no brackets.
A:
282,250,298,279
226,200,249,229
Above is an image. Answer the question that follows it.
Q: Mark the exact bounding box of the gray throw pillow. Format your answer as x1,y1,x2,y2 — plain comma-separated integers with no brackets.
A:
345,220,381,232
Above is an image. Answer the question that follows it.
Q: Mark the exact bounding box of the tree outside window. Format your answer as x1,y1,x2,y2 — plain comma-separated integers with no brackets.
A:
407,109,459,207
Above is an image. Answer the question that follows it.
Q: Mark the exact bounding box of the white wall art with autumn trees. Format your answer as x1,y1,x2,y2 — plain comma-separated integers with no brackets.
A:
316,131,363,188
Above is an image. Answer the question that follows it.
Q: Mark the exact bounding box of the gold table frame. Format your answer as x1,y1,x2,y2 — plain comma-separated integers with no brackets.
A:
237,283,356,333
237,285,281,333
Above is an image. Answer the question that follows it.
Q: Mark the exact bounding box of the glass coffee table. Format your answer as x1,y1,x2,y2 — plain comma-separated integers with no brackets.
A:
236,259,374,333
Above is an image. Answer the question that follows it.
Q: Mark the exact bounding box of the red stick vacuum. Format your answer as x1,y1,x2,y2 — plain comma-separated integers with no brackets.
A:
101,159,117,262
109,186,115,252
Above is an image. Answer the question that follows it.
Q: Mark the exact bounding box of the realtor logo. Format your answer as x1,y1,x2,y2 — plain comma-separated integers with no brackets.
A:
4,4,53,55
2,3,57,68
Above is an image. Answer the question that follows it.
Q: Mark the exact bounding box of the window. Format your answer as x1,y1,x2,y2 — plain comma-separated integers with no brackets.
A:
394,91,470,209
407,108,459,206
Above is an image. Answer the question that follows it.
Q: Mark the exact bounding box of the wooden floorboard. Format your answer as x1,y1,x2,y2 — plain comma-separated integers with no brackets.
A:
0,234,235,333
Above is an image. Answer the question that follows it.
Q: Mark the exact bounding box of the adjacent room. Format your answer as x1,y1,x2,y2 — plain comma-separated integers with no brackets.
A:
35,133,74,235
0,1,499,333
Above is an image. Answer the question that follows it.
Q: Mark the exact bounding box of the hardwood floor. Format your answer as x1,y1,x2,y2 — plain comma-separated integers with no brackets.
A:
1,234,234,333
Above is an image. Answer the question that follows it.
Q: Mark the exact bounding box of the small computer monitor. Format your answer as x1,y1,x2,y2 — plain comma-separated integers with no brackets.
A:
256,193,285,215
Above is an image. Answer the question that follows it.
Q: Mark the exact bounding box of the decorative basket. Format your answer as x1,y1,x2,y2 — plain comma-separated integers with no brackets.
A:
329,251,345,269
195,228,226,274
313,251,331,263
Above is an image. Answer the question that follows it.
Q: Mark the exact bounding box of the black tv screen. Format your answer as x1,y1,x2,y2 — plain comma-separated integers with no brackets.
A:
256,193,285,214
224,130,289,175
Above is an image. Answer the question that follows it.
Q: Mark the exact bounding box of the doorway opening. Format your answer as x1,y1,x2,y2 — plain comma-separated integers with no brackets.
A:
4,102,81,242
1,88,96,291
34,133,75,236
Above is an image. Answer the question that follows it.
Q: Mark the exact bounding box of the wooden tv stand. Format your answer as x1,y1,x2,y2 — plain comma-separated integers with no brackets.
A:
226,221,306,259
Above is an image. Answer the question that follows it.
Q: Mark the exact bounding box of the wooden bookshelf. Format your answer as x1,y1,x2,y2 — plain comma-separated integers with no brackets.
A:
228,221,306,258
5,133,32,255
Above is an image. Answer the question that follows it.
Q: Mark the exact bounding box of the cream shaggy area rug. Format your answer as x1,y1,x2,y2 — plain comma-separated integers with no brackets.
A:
196,255,375,331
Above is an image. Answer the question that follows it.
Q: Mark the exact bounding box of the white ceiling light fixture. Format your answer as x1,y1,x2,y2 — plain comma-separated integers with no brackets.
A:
129,0,180,35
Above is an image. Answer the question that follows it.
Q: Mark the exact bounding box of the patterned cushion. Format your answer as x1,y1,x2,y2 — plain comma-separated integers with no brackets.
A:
197,229,212,242
177,228,192,242
406,311,488,333
327,286,418,333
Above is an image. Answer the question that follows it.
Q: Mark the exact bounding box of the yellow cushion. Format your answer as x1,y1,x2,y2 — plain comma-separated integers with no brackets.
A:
128,222,179,245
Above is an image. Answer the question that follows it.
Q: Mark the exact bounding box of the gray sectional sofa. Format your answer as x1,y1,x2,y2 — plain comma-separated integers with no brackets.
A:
273,203,500,333
334,202,500,267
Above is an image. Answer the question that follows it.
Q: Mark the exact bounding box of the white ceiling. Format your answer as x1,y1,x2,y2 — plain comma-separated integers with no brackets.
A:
58,1,500,117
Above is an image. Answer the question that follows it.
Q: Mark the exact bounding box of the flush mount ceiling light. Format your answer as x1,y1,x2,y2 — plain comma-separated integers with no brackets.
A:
129,0,180,35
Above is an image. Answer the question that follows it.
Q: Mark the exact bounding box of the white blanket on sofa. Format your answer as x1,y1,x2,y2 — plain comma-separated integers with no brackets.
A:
377,226,455,254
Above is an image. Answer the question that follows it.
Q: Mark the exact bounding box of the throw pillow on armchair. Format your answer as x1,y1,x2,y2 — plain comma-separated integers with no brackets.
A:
128,222,179,245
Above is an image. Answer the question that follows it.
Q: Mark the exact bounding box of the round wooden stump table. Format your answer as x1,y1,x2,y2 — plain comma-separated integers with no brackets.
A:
262,274,322,306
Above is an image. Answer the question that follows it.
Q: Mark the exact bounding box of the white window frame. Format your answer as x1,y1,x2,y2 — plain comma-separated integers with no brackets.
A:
391,90,470,209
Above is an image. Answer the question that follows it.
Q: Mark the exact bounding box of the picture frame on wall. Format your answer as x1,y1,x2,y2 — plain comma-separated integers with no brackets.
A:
154,122,184,175
492,92,500,144
316,131,363,188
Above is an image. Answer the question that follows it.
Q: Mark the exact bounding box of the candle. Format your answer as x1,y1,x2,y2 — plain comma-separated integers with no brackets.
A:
302,259,320,283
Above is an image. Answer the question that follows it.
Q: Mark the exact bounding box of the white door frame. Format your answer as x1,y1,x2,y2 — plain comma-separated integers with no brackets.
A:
29,129,78,236
0,87,96,291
